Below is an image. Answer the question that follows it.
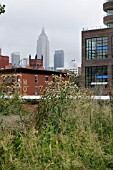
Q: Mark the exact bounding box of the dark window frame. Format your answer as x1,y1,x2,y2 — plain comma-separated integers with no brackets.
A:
85,37,108,60
45,76,48,82
85,66,108,87
35,75,38,83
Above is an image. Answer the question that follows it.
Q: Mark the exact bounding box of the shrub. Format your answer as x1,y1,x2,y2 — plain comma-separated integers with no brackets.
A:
0,75,113,169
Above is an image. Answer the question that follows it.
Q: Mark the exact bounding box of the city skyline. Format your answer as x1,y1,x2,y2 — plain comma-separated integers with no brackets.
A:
0,0,105,67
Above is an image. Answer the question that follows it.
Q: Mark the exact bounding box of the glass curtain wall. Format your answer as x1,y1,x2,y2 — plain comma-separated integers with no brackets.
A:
85,66,108,87
86,37,108,60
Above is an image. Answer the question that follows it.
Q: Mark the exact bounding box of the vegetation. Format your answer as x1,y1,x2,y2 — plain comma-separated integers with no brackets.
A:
0,3,5,15
0,75,113,169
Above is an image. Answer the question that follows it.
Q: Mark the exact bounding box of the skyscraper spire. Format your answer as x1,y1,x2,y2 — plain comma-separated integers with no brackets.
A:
42,27,45,34
36,28,49,69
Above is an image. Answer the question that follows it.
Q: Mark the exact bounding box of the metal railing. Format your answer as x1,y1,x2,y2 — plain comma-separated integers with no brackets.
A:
82,25,107,31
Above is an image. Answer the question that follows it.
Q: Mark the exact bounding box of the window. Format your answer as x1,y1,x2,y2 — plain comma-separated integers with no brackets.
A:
7,87,11,94
85,66,108,87
107,9,113,16
45,77,48,82
85,37,108,60
52,78,55,83
12,75,15,83
17,75,20,82
35,75,38,83
12,87,15,94
2,76,5,83
7,76,11,84
1,88,5,94
35,87,38,95
107,23,113,28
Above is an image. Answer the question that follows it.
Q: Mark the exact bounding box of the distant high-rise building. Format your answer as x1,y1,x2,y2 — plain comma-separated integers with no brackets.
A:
68,60,78,74
56,60,78,75
19,58,29,68
11,52,20,67
54,50,64,70
36,28,49,69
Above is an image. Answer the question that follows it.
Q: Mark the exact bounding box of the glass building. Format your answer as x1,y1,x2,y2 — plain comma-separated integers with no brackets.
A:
11,52,20,67
54,50,64,71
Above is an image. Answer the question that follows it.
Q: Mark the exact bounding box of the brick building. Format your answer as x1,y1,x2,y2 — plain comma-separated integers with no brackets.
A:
0,55,9,69
0,49,10,69
29,55,43,69
0,68,68,96
81,0,113,94
78,67,81,75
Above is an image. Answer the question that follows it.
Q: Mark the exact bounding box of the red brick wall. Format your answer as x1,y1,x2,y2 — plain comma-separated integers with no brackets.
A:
21,73,68,95
0,70,68,96
29,59,43,69
0,56,9,69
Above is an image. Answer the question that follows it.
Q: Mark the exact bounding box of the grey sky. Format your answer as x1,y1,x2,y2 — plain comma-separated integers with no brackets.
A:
0,0,105,67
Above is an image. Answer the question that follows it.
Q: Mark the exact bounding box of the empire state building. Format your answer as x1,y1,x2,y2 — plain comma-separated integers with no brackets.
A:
36,28,49,68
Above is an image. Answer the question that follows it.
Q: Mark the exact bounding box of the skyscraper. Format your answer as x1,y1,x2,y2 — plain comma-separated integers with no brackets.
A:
11,52,20,67
54,50,64,71
36,28,49,69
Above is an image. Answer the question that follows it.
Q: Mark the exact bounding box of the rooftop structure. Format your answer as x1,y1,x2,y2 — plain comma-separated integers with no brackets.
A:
103,0,113,28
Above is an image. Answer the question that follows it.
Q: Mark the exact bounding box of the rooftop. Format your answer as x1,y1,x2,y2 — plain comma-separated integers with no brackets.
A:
0,67,67,77
82,26,107,31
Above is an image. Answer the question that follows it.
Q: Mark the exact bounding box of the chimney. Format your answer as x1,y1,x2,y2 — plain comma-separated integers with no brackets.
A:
29,54,31,60
35,54,37,60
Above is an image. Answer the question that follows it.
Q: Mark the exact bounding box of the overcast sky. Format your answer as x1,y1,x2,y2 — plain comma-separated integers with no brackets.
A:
0,0,105,67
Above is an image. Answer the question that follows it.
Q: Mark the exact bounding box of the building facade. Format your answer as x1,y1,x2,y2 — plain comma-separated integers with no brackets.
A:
0,68,68,96
29,55,43,69
36,28,49,69
81,0,113,94
103,0,113,28
0,55,9,69
54,50,64,71
11,52,20,67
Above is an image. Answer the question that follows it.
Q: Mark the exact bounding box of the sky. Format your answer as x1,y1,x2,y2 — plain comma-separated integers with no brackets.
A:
0,0,105,67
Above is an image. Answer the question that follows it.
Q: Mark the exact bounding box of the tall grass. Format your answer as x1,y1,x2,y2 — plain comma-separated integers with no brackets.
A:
0,75,113,169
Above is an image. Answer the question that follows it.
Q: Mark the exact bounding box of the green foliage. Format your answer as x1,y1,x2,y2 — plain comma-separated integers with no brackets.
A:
0,4,5,15
1,76,113,169
0,95,22,116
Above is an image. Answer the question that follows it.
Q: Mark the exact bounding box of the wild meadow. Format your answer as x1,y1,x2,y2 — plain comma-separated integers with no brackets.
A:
0,75,113,170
